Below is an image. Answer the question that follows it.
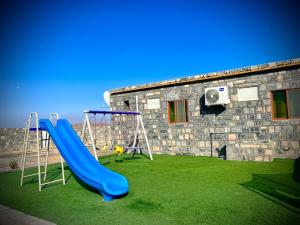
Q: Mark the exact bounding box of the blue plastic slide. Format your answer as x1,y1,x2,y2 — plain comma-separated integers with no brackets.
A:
39,119,128,201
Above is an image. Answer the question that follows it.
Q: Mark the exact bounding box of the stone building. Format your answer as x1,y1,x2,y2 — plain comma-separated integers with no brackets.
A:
109,58,300,161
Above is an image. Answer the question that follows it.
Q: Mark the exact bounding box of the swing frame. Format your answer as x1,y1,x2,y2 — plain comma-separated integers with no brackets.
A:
81,96,153,161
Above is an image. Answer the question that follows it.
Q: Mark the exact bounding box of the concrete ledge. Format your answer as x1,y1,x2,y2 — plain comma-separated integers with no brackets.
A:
0,204,56,225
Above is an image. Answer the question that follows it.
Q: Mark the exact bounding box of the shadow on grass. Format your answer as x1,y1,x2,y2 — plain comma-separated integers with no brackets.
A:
123,155,141,160
240,173,300,214
22,166,71,187
41,166,72,190
73,174,99,194
99,155,112,165
72,172,128,201
99,153,142,163
293,157,300,183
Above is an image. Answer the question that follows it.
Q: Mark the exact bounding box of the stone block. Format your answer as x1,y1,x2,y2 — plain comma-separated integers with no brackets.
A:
265,149,273,156
259,85,266,91
231,94,238,101
263,156,272,162
255,156,263,161
212,141,219,148
228,134,236,141
198,141,205,147
243,108,250,114
152,146,160,151
268,126,275,133
224,127,230,133
256,106,263,112
246,121,255,127
205,141,211,148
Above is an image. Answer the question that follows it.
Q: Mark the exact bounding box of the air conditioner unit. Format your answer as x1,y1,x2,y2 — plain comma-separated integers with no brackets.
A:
205,86,230,106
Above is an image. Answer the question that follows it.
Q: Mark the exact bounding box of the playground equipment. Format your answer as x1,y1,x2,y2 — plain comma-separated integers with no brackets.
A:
20,112,128,201
20,113,65,192
114,145,125,162
81,96,153,160
114,145,124,155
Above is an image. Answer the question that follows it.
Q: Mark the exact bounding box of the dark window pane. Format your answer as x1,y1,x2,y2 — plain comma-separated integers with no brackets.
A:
273,91,288,119
169,102,176,123
185,100,189,122
124,100,130,111
287,89,300,118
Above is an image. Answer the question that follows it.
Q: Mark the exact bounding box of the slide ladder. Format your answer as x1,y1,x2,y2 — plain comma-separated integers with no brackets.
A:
20,112,65,191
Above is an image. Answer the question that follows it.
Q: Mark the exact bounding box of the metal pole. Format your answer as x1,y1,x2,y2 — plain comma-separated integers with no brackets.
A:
32,112,42,192
44,113,58,181
133,96,139,147
85,112,98,161
50,113,65,184
43,137,50,181
20,117,30,187
60,156,65,185
210,133,213,157
20,119,28,169
139,115,153,160
81,111,88,142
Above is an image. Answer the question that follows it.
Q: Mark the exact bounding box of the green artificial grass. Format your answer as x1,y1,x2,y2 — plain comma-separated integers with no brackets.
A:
0,154,300,225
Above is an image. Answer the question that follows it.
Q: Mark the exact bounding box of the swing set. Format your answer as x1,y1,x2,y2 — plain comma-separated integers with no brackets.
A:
81,96,153,161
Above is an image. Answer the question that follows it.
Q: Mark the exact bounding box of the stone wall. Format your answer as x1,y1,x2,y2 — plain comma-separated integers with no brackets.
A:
110,68,300,161
72,123,112,149
0,128,25,154
0,123,111,168
0,128,54,169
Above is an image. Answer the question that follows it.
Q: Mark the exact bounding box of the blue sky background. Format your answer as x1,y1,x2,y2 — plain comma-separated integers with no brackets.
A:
1,0,300,127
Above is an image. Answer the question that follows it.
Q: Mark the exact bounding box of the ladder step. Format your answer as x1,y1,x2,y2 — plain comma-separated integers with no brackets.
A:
23,172,46,178
23,154,47,158
27,150,48,154
24,161,46,167
27,139,39,142
26,150,48,153
41,179,64,186
27,139,48,142
27,137,49,140
41,137,50,140
29,128,44,132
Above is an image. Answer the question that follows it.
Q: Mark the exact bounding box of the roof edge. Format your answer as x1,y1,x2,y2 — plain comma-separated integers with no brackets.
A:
110,58,300,95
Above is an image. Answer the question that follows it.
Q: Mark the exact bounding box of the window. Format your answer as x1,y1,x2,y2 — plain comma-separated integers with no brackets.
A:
272,88,300,119
168,100,188,123
124,100,130,111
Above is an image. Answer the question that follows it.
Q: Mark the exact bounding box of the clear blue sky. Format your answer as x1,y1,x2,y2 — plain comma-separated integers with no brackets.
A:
1,0,299,127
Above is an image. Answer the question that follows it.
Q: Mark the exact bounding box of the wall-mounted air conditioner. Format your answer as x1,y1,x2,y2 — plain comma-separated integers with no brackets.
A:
205,86,230,106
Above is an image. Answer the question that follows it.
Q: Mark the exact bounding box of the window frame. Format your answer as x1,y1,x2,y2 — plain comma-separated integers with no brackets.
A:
167,99,189,124
287,88,300,119
271,88,300,120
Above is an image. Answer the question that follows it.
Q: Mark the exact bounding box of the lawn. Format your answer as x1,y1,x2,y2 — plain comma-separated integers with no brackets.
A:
0,154,299,225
